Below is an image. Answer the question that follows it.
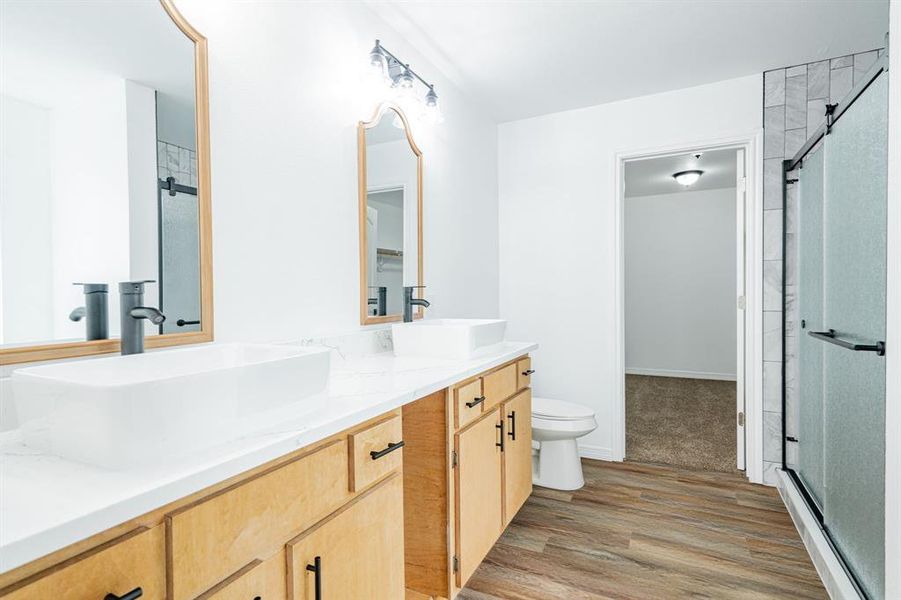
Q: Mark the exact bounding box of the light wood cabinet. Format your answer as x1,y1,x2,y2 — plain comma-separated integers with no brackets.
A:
0,526,165,600
167,439,351,600
502,389,533,526
287,474,405,600
454,378,484,429
516,357,533,391
454,407,504,587
348,413,403,492
199,551,287,600
482,363,516,411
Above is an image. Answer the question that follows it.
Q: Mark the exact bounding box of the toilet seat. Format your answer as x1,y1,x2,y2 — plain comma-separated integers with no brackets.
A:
532,397,594,421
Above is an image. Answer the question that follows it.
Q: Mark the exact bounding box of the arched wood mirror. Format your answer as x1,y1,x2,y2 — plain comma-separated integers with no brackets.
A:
0,0,213,364
358,104,424,325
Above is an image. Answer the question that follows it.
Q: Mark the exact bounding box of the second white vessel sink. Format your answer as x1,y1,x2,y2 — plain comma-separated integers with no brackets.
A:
11,343,330,468
392,318,507,360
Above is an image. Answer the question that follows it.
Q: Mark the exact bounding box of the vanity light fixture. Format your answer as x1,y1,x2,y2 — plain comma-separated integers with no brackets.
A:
673,170,704,186
368,39,442,122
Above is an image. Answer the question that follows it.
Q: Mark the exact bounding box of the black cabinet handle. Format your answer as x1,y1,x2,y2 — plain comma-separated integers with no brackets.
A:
105,589,142,600
507,410,516,441
522,369,535,376
466,396,485,408
496,420,505,451
176,319,200,327
370,441,404,460
306,556,322,600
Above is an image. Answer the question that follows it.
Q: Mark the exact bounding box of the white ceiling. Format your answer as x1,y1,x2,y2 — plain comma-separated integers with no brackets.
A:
625,148,737,197
369,0,888,122
0,1,194,110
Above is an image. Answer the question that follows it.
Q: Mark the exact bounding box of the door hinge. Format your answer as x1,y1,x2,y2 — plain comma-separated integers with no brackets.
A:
451,450,458,469
737,295,746,310
738,411,745,427
452,555,459,573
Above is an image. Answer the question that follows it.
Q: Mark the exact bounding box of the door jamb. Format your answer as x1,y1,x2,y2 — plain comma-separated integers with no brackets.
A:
612,131,765,483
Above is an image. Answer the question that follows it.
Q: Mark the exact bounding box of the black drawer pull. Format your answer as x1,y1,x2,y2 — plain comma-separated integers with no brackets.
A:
496,420,505,451
466,396,485,408
507,410,516,441
370,441,404,460
306,556,322,600
105,589,142,600
522,369,535,376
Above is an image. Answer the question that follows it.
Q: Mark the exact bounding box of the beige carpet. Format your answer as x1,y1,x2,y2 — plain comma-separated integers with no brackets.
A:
625,374,738,473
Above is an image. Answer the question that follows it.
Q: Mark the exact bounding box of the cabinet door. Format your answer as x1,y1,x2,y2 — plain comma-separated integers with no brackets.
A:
455,408,503,588
202,551,286,600
287,474,404,600
503,389,533,526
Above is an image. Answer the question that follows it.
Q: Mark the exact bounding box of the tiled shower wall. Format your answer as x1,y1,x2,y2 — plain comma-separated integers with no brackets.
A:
761,48,883,484
157,140,198,188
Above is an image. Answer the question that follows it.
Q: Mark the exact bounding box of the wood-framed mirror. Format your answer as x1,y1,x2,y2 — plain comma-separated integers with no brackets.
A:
358,103,424,325
0,0,213,365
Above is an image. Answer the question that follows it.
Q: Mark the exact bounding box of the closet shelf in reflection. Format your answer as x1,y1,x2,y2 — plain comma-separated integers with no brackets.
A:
376,248,403,258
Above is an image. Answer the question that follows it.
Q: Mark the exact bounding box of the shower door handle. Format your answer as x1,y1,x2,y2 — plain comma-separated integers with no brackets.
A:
808,329,885,356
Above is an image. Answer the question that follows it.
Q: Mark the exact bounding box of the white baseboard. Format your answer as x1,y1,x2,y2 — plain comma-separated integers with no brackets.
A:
777,470,863,600
625,367,737,381
578,444,618,461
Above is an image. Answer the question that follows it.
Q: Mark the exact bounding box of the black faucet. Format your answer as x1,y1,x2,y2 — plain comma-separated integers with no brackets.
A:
119,281,165,355
69,282,109,341
403,286,430,323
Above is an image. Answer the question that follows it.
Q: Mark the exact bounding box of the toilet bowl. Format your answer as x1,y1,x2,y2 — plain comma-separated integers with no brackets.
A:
531,397,597,491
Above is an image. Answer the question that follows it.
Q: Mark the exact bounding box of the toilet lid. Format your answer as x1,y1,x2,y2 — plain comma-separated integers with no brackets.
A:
532,397,595,420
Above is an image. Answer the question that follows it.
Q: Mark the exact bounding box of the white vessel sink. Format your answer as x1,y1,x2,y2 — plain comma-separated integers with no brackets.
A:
11,343,330,468
392,319,507,360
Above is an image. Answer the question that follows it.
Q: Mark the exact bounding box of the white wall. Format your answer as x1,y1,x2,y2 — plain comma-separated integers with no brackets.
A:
884,2,900,596
498,74,761,459
173,0,500,341
0,96,53,344
625,187,736,380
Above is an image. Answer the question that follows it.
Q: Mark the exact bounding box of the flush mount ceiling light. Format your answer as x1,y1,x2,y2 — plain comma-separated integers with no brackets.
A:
673,170,704,186
367,39,442,123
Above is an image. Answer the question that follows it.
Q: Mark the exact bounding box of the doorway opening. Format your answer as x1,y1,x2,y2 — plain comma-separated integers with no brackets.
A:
618,143,755,475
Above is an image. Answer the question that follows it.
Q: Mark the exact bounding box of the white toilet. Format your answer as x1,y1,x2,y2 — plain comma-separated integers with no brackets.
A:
531,397,598,491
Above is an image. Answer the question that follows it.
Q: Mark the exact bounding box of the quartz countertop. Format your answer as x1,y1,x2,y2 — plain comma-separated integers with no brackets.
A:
0,341,537,573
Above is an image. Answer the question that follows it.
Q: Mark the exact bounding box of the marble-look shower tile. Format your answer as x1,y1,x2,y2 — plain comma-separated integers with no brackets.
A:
763,159,783,210
785,439,799,468
784,128,806,159
763,209,783,260
831,55,853,69
786,64,806,78
785,75,807,130
157,141,167,168
806,98,826,134
829,66,853,104
807,60,829,99
763,260,783,311
179,146,190,172
763,411,783,462
158,165,169,181
763,106,785,159
764,69,786,107
853,50,878,84
763,361,782,412
764,311,783,362
165,143,180,173
784,285,798,338
763,461,781,485
785,182,798,234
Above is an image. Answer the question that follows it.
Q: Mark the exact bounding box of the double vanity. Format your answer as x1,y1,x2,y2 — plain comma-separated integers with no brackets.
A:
0,320,536,600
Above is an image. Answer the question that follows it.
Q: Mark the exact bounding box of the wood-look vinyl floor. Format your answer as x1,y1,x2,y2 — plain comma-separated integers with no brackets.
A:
460,460,826,600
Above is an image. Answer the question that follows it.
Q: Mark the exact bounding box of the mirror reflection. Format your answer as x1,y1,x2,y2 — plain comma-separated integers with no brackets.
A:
360,106,421,322
0,1,201,348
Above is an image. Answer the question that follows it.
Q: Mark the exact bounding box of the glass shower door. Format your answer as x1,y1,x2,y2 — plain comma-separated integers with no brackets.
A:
820,71,887,600
158,184,201,334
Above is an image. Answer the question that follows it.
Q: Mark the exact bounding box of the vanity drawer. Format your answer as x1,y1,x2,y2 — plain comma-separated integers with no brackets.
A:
0,526,165,600
349,414,403,492
454,378,485,429
167,439,351,600
199,551,286,600
517,356,533,390
483,363,517,410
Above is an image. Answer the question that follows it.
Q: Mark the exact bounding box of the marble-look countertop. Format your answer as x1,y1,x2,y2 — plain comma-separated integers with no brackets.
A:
0,341,536,573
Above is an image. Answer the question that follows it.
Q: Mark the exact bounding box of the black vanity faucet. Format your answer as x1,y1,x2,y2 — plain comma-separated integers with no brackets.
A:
403,286,430,323
119,280,165,355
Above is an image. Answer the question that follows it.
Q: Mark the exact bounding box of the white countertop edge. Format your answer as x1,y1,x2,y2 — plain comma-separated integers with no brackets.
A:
0,341,537,573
